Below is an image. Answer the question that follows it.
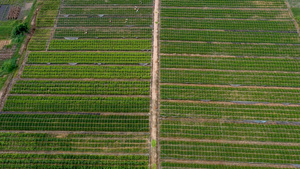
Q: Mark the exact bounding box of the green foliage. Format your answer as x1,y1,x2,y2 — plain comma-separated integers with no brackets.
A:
1,58,17,72
11,23,29,37
151,139,157,148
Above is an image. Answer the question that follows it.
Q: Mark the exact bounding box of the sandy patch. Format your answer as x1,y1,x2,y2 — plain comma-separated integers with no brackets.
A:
0,40,11,50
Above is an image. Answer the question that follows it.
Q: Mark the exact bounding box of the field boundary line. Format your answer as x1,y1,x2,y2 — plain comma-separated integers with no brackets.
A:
61,5,154,9
150,0,161,167
0,151,149,156
161,159,296,168
55,26,153,29
161,27,298,33
160,83,300,90
45,1,61,51
0,130,149,135
161,99,300,107
8,94,150,98
162,17,293,22
17,78,150,82
162,68,300,74
0,112,149,116
25,63,151,67
285,0,300,36
161,6,289,11
161,40,300,46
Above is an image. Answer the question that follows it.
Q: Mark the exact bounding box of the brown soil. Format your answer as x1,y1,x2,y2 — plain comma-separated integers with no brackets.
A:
0,40,11,50
7,6,21,20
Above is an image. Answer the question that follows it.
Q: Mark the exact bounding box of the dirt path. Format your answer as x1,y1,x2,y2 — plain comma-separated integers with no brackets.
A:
150,0,160,168
161,159,296,168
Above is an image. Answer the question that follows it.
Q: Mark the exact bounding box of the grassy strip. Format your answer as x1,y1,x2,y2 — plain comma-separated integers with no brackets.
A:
161,69,300,87
49,39,152,51
161,85,300,104
160,29,300,43
11,80,150,95
161,42,300,57
3,96,150,113
27,52,151,64
0,154,148,168
0,114,149,132
160,101,300,121
161,56,300,72
161,8,290,19
57,17,152,27
22,65,150,79
161,0,286,8
0,133,148,153
161,18,296,31
161,140,300,164
54,28,152,39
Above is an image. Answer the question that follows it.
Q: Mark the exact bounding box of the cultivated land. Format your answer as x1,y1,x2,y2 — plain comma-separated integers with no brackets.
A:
0,0,300,168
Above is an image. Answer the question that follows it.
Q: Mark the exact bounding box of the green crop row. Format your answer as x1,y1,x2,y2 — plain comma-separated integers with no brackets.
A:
161,18,296,31
27,29,51,51
160,29,300,43
161,8,290,19
3,96,150,113
161,162,283,169
57,17,152,27
22,65,151,79
161,140,300,164
63,0,153,6
160,120,300,143
11,80,150,95
60,7,153,15
160,101,300,121
0,154,148,169
161,85,300,104
161,69,300,87
0,133,149,153
0,114,149,132
54,28,152,39
161,0,286,8
49,39,152,51
36,0,60,27
161,42,300,57
161,55,300,72
27,52,151,64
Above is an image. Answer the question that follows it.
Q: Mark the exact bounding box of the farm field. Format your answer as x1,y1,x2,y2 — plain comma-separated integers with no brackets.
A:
1,0,300,168
0,0,153,168
159,0,300,168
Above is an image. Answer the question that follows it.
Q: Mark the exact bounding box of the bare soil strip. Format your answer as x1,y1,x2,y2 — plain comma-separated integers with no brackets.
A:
161,99,300,107
162,17,293,22
8,94,149,98
161,159,296,168
161,6,288,11
0,130,149,135
160,53,300,59
150,0,161,168
285,1,300,36
18,78,150,82
161,40,300,46
0,151,148,156
161,137,300,147
0,112,149,116
160,83,300,90
162,68,300,74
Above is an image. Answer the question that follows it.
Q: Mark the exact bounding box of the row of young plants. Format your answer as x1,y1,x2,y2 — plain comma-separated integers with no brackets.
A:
160,120,300,143
11,80,150,95
60,7,153,15
0,154,148,169
161,84,300,104
161,42,300,57
27,29,51,51
160,140,300,164
161,69,300,87
161,18,296,31
160,29,300,43
57,17,152,27
0,114,149,132
161,55,300,71
49,39,152,51
63,0,153,6
54,28,152,39
3,96,150,113
161,0,286,8
160,101,300,121
22,65,151,79
161,8,290,19
0,132,149,153
36,0,61,27
27,52,151,64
